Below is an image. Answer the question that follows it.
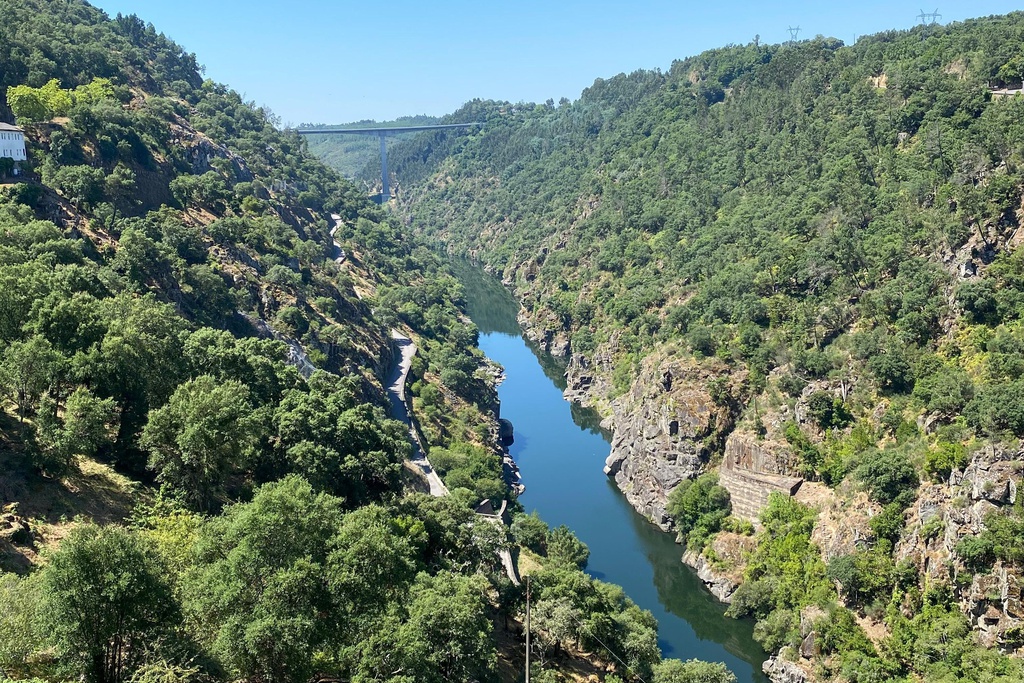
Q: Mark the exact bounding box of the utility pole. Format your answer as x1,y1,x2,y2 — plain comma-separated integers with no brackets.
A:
525,576,531,683
787,26,801,42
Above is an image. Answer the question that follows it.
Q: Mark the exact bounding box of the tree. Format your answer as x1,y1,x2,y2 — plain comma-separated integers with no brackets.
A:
34,387,115,473
612,603,661,680
141,376,257,510
355,571,495,683
532,596,583,656
0,573,45,677
666,473,731,550
428,441,506,503
41,524,176,683
37,79,73,116
169,171,228,208
46,164,106,208
327,504,420,637
184,476,343,683
0,335,63,421
82,294,186,463
181,329,296,405
74,78,116,106
511,511,549,554
6,84,48,122
104,163,138,204
275,380,407,505
806,391,853,430
854,448,919,507
827,550,894,606
547,525,590,569
653,659,737,683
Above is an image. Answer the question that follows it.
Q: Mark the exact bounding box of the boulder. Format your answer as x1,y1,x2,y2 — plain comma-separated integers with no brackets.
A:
762,655,811,683
0,513,33,547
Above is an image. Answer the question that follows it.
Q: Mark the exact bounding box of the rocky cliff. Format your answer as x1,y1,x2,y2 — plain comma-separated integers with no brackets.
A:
598,352,745,528
897,443,1023,653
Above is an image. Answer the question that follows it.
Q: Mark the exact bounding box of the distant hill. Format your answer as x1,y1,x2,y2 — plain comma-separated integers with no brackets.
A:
300,115,440,180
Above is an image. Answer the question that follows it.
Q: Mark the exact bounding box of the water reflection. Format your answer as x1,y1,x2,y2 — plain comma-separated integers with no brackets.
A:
449,258,521,336
456,260,767,683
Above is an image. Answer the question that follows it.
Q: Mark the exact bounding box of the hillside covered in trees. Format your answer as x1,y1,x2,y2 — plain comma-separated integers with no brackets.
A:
0,2,733,683
384,13,1024,683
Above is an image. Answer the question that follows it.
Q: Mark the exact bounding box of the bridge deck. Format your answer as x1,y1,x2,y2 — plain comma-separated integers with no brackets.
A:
296,123,483,136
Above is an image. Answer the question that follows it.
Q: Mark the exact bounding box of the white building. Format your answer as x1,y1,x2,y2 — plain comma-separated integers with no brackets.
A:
0,123,27,163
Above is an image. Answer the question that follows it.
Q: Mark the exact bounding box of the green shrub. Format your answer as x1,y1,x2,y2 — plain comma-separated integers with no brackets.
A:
666,473,731,551
869,503,907,545
806,391,852,430
428,442,505,503
783,421,821,476
546,525,590,569
826,549,895,606
778,373,806,398
854,448,919,507
727,495,830,618
511,512,549,554
923,442,968,482
0,573,46,676
752,608,799,652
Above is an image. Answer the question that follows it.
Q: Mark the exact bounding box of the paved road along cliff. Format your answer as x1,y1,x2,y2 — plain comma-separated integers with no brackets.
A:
386,331,448,497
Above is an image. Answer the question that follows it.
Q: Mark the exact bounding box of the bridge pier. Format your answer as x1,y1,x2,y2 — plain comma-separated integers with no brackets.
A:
378,133,389,202
296,122,483,204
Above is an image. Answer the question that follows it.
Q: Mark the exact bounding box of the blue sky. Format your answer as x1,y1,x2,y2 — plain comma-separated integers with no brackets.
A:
92,1,1022,126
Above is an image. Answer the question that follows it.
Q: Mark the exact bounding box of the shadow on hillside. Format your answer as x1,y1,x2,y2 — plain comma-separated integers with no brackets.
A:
0,411,145,529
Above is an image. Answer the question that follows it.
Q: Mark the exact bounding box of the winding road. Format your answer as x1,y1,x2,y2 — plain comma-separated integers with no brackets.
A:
386,331,449,497
333,213,519,584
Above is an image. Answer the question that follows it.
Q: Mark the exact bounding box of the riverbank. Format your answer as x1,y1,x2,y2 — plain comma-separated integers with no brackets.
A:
453,260,769,683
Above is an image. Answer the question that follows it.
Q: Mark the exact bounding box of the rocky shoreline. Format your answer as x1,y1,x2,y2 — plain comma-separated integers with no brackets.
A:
514,309,800,680
509,295,1024,682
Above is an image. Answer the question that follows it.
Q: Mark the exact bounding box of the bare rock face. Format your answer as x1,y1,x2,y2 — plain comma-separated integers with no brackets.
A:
762,656,811,683
517,308,570,358
603,355,744,529
958,443,1019,506
681,532,755,602
724,431,802,476
684,550,738,602
806,488,879,562
564,351,615,407
897,442,1024,652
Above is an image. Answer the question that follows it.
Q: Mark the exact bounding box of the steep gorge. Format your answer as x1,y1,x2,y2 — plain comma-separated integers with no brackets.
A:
387,13,1024,682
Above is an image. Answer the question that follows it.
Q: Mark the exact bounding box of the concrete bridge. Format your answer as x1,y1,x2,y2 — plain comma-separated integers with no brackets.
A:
296,122,483,202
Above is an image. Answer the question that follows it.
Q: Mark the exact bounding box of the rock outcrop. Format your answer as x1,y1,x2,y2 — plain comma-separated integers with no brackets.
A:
599,354,744,529
563,351,614,407
0,508,33,547
681,532,755,603
762,656,811,683
517,308,570,358
896,443,1024,653
714,431,804,521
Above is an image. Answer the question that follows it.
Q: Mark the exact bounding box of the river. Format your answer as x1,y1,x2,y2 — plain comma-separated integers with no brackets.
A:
454,262,769,683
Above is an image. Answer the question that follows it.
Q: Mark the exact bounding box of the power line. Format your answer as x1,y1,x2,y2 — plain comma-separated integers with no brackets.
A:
787,25,801,42
917,8,941,24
